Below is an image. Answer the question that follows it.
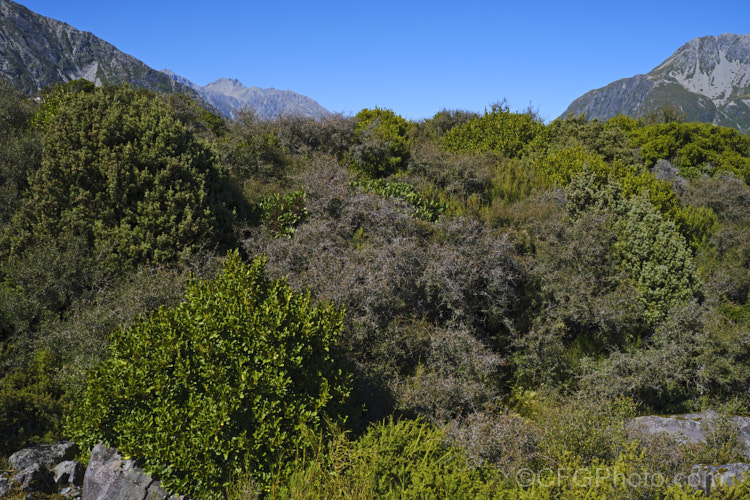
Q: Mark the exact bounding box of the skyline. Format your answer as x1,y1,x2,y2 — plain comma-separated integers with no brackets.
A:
14,0,750,121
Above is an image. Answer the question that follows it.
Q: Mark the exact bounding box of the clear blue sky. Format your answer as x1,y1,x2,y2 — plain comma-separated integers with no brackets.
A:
16,0,750,121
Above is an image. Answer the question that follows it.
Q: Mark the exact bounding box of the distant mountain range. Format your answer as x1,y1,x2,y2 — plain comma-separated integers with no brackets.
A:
561,34,750,133
160,70,330,120
0,0,330,119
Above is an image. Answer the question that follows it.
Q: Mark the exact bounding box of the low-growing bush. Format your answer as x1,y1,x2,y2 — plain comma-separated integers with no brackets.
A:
66,251,350,497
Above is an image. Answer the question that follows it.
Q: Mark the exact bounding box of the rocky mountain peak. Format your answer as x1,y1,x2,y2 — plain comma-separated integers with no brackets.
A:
561,33,750,133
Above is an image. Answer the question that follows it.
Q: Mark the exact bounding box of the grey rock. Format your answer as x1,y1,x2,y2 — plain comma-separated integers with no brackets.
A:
0,1,205,104
692,463,750,495
11,463,53,493
629,411,750,459
82,444,185,500
53,461,86,487
0,476,9,497
9,441,78,470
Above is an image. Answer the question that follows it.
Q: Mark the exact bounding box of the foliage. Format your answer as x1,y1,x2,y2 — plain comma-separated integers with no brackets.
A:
351,178,447,221
270,418,500,499
261,190,308,237
615,195,701,325
0,349,68,455
66,251,350,497
348,107,413,178
629,121,750,181
5,84,234,270
441,101,545,157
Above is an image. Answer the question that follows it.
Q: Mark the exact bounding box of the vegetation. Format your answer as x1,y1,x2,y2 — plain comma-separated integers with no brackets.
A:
3,77,750,497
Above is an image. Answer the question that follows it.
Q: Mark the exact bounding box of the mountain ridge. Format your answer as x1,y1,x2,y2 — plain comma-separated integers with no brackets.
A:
160,70,331,120
561,33,750,132
0,0,330,120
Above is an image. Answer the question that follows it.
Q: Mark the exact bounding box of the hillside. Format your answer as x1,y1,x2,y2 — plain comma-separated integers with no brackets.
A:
561,33,750,132
0,0,190,95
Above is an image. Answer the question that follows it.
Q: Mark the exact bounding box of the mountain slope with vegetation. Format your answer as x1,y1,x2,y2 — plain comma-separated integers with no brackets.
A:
3,74,750,497
562,33,750,132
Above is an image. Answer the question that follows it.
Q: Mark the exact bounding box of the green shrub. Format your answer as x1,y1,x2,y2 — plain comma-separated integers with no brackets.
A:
66,251,350,498
273,418,500,499
351,179,447,221
615,195,701,325
0,349,68,454
348,107,413,178
261,190,308,237
441,102,545,157
7,84,233,270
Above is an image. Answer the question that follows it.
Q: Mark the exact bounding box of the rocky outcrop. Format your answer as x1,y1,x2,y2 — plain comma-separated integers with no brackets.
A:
629,411,750,494
8,441,78,470
561,34,750,133
82,444,184,500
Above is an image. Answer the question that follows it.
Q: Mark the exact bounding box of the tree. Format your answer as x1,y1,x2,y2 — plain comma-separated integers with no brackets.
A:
67,251,350,497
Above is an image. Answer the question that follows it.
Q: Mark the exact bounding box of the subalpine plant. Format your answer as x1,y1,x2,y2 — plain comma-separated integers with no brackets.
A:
348,107,413,178
8,84,233,269
66,251,350,498
615,195,701,325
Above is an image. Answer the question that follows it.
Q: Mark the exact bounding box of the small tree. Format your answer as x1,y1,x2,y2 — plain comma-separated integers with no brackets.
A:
348,107,413,178
67,251,350,497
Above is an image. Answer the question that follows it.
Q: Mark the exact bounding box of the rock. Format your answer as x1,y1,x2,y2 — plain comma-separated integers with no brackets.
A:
692,463,750,495
652,160,679,181
629,411,750,459
82,444,185,500
10,463,53,493
0,475,10,497
9,441,78,471
53,461,86,488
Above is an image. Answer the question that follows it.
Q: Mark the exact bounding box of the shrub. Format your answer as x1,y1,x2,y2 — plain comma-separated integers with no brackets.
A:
348,107,413,178
441,101,545,157
273,418,500,499
66,251,350,497
6,84,234,270
615,195,701,325
261,189,308,237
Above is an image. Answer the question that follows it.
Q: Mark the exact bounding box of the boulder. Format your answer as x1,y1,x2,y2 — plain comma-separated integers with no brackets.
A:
629,411,750,458
692,463,750,495
10,463,53,493
0,475,9,497
82,444,183,500
9,442,78,470
53,460,86,488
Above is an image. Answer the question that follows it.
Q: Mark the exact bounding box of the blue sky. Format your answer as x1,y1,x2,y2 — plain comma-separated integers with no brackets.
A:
17,0,750,121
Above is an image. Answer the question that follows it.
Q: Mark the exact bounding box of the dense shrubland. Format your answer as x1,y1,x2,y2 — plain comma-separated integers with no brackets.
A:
3,77,750,497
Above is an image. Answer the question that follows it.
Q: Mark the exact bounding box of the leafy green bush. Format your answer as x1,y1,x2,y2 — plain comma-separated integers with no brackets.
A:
347,107,413,178
6,84,233,270
441,102,545,157
351,179,447,221
66,251,350,497
261,190,308,237
615,195,701,325
0,349,68,455
630,122,750,181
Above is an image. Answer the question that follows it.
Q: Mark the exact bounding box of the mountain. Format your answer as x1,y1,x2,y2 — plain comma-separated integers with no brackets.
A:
561,34,750,132
0,0,192,96
161,70,331,120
